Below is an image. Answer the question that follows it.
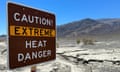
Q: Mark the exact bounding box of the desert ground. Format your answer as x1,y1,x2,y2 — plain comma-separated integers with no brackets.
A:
0,36,120,72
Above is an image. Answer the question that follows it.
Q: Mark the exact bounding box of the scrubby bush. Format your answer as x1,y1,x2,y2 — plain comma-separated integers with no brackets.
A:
56,42,59,48
76,39,80,44
82,38,95,45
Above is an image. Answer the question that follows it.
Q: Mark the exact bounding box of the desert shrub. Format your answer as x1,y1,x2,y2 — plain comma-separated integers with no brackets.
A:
82,38,95,45
76,39,80,44
56,42,59,48
82,39,88,45
0,39,5,42
88,39,94,45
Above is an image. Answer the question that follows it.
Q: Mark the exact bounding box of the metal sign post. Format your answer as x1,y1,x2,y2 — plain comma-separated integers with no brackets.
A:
31,66,36,72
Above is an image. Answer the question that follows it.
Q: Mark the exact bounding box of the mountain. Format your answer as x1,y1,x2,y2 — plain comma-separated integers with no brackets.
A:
0,35,6,42
57,18,120,37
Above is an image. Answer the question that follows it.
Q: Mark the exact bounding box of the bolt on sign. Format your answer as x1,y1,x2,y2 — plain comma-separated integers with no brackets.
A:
8,3,56,69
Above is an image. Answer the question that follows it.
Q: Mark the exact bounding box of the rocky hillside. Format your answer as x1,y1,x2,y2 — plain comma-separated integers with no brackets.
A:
57,18,120,37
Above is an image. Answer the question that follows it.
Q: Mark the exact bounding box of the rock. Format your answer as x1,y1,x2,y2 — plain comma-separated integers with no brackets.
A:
51,62,71,72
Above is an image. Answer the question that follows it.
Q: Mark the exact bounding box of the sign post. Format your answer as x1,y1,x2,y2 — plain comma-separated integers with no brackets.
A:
8,3,56,69
31,66,36,72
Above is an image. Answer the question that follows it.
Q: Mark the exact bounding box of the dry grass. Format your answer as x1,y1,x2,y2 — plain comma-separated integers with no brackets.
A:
82,38,95,45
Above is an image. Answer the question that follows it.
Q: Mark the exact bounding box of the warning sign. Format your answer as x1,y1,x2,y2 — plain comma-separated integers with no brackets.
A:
8,3,56,69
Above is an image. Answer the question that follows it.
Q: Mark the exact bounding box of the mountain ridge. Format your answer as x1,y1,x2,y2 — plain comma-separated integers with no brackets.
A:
57,18,120,37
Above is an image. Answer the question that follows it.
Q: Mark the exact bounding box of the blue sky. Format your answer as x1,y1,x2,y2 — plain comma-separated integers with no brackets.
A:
1,0,120,35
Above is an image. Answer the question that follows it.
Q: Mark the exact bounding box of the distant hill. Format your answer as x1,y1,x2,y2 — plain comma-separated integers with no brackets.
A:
0,35,6,37
0,35,6,41
57,18,120,37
